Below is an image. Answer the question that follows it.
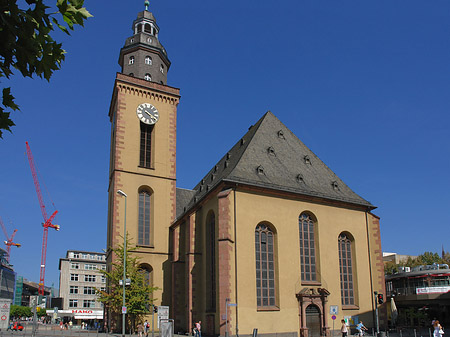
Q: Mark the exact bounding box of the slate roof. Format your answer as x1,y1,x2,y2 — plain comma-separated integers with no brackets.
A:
175,111,374,221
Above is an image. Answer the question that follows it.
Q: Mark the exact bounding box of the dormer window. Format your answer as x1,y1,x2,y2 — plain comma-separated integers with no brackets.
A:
160,64,164,74
129,56,135,65
144,73,151,81
145,56,152,65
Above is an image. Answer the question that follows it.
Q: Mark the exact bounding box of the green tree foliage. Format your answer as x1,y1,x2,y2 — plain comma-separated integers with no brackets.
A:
0,0,92,138
96,234,158,333
10,305,32,318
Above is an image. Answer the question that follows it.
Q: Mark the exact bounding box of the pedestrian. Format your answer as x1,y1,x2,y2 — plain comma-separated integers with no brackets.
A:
137,323,144,337
144,320,149,337
433,320,444,337
341,319,348,337
69,320,73,329
194,321,202,337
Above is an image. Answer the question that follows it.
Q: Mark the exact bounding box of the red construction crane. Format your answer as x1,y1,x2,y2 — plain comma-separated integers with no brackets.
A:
0,216,21,263
25,141,60,295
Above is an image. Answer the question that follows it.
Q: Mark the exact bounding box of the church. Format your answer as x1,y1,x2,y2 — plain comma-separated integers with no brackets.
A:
106,4,386,337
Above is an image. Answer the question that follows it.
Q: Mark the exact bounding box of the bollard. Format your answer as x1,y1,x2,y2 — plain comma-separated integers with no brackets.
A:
430,329,433,337
414,329,417,337
400,330,403,337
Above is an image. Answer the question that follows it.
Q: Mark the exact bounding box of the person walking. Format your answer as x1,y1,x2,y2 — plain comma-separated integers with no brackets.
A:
137,323,144,337
144,320,149,337
194,321,202,337
433,320,444,337
340,319,348,337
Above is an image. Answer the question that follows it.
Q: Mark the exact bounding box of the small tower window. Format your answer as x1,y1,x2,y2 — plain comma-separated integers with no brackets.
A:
160,64,164,74
129,56,135,65
144,74,151,81
129,73,134,77
144,23,152,34
145,56,152,65
136,24,142,33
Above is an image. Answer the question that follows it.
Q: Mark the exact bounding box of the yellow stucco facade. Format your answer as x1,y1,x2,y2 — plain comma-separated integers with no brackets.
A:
106,8,385,337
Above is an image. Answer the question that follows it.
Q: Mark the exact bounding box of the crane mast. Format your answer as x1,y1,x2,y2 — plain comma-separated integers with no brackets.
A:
25,142,60,295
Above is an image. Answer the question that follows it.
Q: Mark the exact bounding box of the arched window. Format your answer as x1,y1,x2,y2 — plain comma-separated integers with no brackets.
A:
338,233,354,306
129,56,135,65
138,189,152,246
139,264,154,302
206,211,216,312
299,213,317,282
144,23,152,33
136,24,142,33
145,56,152,65
160,64,164,74
144,73,151,81
129,73,134,77
255,223,276,308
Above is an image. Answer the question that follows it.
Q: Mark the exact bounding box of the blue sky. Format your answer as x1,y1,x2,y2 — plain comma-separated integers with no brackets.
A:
1,0,449,290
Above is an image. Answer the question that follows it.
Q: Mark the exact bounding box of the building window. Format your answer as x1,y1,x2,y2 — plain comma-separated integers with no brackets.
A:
73,253,80,258
100,265,106,270
160,64,164,73
299,213,317,282
84,275,96,282
255,223,276,308
69,299,78,308
70,274,79,281
144,23,152,34
101,275,106,283
129,56,135,65
84,286,96,295
139,123,153,168
69,286,78,294
144,73,151,81
145,56,152,65
138,189,151,246
84,264,96,270
83,300,96,308
70,263,80,269
339,233,354,306
206,211,216,312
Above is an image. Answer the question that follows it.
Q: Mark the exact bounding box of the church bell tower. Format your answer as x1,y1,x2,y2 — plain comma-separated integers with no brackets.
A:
106,0,180,320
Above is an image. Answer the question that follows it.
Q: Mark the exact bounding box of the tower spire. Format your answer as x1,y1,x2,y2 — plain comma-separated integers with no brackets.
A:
145,0,149,11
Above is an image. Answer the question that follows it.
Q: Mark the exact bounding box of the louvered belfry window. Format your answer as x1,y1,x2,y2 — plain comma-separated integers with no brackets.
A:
140,123,153,168
338,233,354,305
138,190,151,246
299,213,317,282
255,224,276,307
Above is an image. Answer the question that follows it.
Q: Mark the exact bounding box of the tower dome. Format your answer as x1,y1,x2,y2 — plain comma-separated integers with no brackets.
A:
119,3,170,85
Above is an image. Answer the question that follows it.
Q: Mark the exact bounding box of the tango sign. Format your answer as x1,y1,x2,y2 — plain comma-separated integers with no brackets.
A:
72,310,93,314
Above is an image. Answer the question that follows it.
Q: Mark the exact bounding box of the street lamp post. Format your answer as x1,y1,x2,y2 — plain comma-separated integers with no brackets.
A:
117,189,128,337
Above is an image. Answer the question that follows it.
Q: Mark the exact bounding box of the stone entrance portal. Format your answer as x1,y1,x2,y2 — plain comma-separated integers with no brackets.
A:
297,287,330,337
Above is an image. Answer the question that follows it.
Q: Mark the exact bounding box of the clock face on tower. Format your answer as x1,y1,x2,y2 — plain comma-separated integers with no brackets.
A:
136,103,159,125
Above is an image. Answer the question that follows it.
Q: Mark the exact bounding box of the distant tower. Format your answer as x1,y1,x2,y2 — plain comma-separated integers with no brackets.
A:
106,1,180,329
119,1,171,84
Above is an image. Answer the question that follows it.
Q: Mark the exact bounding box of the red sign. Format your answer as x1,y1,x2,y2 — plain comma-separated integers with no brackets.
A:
71,310,93,314
1,315,6,320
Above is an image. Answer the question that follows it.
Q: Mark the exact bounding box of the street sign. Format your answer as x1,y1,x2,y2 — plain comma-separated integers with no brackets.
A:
122,306,127,314
0,300,11,330
227,303,237,307
330,305,339,315
332,315,337,320
157,306,169,329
